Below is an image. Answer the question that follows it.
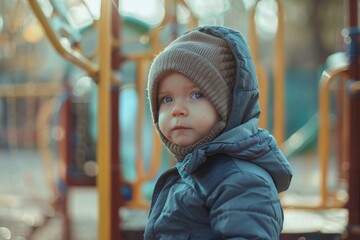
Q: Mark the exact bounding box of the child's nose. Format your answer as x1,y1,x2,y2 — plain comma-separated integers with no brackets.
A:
171,101,188,117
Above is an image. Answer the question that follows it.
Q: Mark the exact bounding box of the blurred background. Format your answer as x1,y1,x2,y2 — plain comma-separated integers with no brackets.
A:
0,0,357,239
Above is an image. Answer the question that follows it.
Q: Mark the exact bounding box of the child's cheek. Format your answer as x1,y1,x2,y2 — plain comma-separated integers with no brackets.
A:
158,111,168,136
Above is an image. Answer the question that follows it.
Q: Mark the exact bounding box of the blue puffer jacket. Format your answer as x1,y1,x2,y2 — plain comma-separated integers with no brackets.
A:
144,26,293,240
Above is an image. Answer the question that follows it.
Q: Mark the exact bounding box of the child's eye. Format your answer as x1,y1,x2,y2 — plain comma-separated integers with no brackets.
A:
161,96,173,104
191,92,204,99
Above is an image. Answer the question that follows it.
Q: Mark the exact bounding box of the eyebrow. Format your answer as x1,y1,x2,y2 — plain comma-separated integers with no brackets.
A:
160,84,200,92
157,90,169,97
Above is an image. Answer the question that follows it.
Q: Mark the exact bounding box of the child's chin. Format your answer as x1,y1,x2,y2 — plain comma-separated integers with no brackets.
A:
174,139,196,147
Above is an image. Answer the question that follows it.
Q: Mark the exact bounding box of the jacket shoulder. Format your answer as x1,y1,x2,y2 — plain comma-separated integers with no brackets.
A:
192,154,276,197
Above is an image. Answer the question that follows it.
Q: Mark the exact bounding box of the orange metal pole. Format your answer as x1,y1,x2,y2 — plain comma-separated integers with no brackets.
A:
27,0,98,77
129,57,163,209
0,83,62,97
318,71,331,208
318,67,349,208
97,0,112,239
273,0,285,144
248,3,269,130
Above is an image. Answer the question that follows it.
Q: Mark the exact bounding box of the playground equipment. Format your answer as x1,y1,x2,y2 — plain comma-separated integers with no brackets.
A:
284,0,360,214
248,0,285,143
28,0,198,239
4,0,356,239
283,0,360,238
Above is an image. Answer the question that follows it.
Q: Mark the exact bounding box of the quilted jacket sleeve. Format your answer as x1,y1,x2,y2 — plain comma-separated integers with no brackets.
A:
207,161,283,239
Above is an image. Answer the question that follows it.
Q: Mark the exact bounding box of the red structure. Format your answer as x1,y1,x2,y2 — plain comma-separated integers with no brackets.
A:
345,0,360,239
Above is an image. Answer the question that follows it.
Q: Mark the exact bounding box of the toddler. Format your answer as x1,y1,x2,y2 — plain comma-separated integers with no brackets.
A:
145,25,293,239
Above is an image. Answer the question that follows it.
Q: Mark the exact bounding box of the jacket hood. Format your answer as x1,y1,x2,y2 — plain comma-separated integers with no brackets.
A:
176,26,292,193
196,26,261,131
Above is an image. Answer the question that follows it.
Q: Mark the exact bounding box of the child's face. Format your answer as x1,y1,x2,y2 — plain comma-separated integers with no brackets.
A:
157,73,218,147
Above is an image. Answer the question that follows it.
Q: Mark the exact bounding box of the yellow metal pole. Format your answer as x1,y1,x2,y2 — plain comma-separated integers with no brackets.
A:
0,82,62,97
27,0,99,77
248,2,269,129
273,0,285,144
318,66,348,208
97,0,112,239
318,71,331,208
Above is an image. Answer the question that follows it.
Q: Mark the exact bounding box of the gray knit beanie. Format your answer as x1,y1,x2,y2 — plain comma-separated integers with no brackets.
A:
147,28,236,161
